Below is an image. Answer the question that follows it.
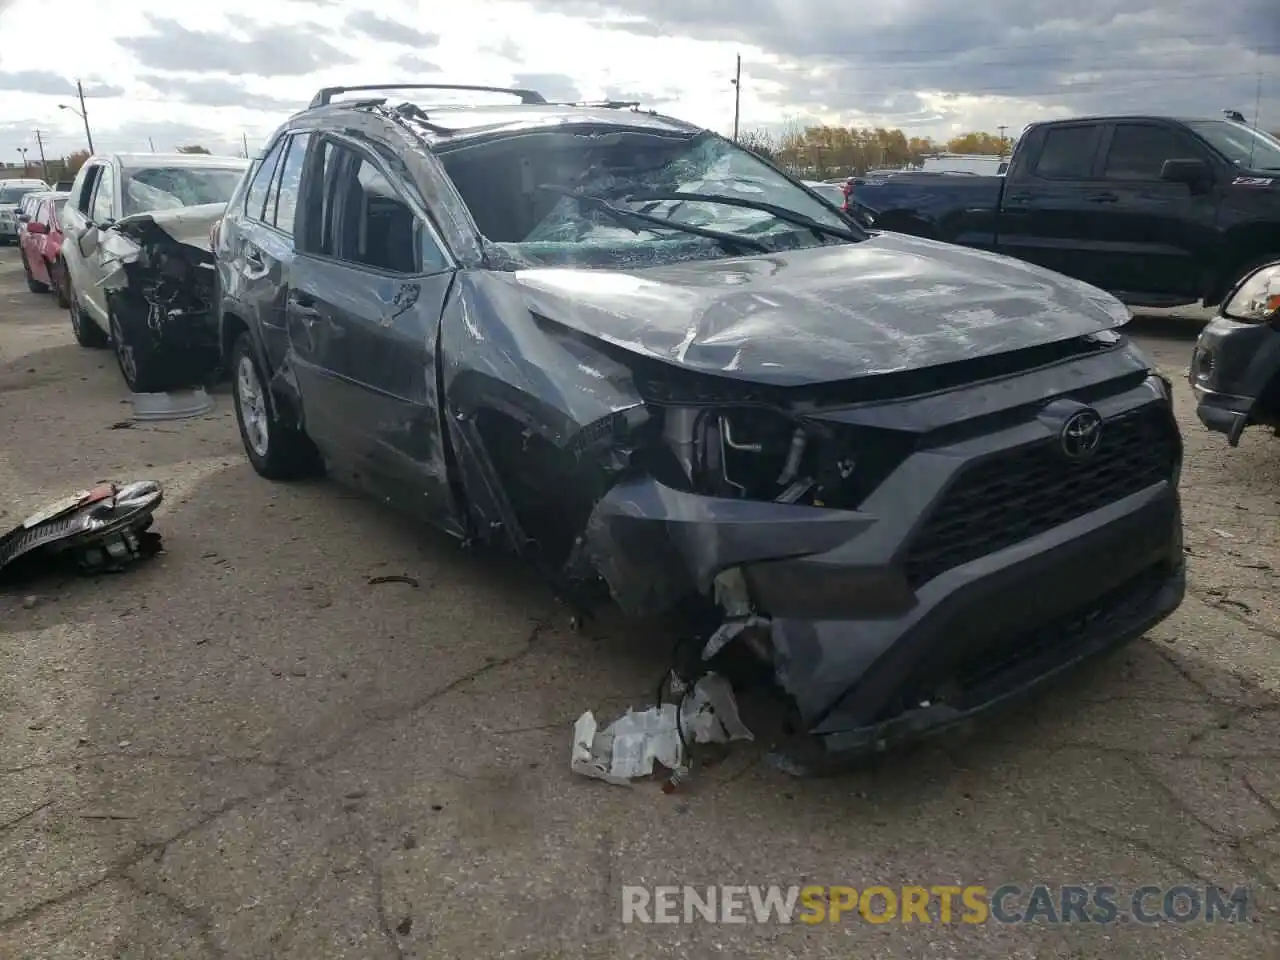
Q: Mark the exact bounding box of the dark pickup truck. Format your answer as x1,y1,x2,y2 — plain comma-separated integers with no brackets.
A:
854,115,1280,309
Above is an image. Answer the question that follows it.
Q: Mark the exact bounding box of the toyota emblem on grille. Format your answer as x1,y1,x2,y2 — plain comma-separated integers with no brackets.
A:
1060,409,1103,460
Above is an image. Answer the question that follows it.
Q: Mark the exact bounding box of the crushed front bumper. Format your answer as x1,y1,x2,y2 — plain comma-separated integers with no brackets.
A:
582,385,1184,772
1191,316,1280,444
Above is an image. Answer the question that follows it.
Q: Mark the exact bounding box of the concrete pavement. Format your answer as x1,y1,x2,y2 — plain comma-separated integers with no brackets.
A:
1,252,1277,959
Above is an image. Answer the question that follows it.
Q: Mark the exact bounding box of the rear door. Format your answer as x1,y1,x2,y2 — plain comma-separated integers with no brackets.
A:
1084,121,1217,302
995,122,1110,287
26,200,55,285
286,133,461,529
60,161,106,314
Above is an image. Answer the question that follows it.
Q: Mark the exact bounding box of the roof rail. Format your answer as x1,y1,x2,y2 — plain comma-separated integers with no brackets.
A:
561,99,641,109
309,83,547,109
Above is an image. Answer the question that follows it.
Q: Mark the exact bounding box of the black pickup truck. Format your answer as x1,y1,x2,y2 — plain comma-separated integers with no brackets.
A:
854,115,1280,309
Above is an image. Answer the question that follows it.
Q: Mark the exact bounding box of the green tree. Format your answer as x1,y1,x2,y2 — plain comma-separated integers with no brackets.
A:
177,144,212,154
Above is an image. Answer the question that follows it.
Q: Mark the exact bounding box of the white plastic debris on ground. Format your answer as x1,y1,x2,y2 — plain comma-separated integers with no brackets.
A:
570,672,753,786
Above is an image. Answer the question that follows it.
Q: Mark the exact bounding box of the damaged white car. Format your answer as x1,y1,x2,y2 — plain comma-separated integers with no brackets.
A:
60,152,249,392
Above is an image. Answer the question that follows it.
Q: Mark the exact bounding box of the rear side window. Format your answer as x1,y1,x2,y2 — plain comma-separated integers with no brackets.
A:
1103,124,1192,180
271,133,311,235
245,138,285,221
1033,126,1101,180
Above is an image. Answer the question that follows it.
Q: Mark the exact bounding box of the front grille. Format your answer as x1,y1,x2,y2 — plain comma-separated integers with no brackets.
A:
904,403,1178,587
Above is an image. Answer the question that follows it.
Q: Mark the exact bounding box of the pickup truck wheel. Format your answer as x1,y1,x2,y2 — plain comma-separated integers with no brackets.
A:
47,259,69,308
109,306,178,394
66,277,109,349
230,331,321,480
20,249,48,293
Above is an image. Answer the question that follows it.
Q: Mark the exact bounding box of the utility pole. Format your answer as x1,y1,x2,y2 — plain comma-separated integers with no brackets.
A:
1249,72,1263,168
730,54,741,142
997,125,1008,157
242,132,250,158
16,147,28,176
33,129,49,181
148,137,156,152
77,80,94,154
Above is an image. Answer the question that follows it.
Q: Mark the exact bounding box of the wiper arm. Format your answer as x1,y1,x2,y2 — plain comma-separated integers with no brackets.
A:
626,191,864,242
535,185,769,253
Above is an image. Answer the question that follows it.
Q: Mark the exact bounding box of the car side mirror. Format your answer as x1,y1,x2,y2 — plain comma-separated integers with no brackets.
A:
16,213,29,222
27,222,47,235
77,225,101,259
1160,158,1211,186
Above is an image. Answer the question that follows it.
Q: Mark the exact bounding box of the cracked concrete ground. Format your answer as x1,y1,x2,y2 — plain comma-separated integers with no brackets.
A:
1,250,1278,960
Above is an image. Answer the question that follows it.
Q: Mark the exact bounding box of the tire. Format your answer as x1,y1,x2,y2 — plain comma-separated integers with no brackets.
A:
109,304,180,393
48,258,69,308
230,331,321,480
66,274,109,348
20,249,47,293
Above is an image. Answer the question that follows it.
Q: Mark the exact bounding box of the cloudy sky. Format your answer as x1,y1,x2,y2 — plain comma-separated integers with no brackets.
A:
0,0,1276,164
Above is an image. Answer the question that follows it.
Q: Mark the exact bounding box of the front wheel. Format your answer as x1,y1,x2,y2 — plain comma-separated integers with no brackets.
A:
230,331,321,480
109,306,183,393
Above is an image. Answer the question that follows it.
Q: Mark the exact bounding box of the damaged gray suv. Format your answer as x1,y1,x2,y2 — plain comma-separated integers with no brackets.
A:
214,84,1185,772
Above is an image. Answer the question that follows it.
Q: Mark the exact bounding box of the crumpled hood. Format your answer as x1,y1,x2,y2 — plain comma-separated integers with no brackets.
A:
512,232,1131,386
106,201,227,252
91,202,225,292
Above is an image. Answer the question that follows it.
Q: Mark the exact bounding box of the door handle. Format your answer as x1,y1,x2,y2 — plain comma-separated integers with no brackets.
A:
245,247,265,267
292,292,316,309
1005,192,1034,204
1086,192,1119,203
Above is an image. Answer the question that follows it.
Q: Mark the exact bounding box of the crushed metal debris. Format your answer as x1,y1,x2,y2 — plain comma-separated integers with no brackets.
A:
0,480,165,582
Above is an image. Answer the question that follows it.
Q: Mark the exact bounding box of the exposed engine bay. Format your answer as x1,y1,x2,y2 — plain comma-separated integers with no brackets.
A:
97,203,225,390
659,406,854,506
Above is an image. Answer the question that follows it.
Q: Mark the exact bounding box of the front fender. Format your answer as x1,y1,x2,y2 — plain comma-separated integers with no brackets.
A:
438,270,648,557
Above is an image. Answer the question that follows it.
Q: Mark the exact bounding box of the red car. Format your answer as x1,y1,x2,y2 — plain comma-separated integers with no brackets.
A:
19,191,70,306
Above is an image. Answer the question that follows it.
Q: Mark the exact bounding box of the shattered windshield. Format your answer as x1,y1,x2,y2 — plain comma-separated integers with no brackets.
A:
440,130,863,269
121,166,245,216
1185,121,1280,171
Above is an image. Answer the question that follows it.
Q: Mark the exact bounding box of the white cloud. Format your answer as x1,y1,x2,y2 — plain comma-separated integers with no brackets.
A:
0,0,1274,166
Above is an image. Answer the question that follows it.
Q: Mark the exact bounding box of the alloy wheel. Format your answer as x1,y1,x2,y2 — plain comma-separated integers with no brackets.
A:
236,354,270,458
110,312,138,388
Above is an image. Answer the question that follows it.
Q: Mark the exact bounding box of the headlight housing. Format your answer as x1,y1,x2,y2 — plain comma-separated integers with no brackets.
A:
1223,262,1280,323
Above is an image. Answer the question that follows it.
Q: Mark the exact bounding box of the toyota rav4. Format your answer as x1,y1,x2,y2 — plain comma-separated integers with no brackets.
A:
213,84,1185,772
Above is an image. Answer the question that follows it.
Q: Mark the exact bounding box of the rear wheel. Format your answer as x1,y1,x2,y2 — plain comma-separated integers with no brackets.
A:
230,331,321,479
20,248,47,293
66,274,109,348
